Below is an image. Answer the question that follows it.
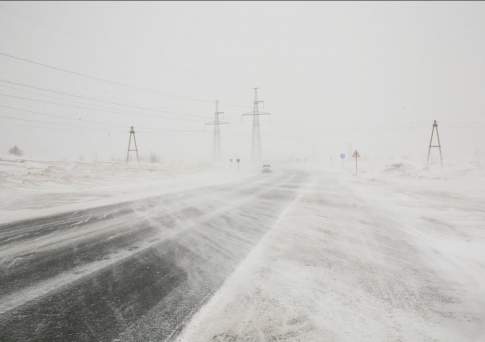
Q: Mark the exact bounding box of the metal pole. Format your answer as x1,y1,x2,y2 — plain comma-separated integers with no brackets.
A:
241,88,271,164
435,121,443,167
206,100,227,162
132,129,139,162
213,100,221,161
126,127,132,162
427,120,443,167
127,126,139,162
427,121,435,166
252,88,261,162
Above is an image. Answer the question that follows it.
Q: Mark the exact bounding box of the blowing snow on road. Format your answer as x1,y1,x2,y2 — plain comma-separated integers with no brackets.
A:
178,168,485,342
1,162,484,342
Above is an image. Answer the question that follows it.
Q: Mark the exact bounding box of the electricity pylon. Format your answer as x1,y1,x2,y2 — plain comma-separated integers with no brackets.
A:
241,88,271,163
206,100,228,162
126,125,139,162
427,120,443,167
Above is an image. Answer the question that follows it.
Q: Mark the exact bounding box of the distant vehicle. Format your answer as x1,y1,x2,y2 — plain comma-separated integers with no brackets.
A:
262,164,272,173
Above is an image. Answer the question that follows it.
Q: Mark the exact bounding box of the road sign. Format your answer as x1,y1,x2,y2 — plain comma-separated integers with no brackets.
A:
339,153,346,160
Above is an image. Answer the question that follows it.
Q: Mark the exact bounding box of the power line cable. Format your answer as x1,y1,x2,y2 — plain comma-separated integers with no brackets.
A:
0,51,216,104
0,103,123,127
0,50,247,110
0,104,205,131
0,114,105,130
0,91,204,123
0,78,207,119
0,114,208,134
0,48,248,109
0,6,249,110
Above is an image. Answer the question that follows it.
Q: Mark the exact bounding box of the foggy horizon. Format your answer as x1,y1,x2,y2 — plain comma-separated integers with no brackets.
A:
1,1,484,164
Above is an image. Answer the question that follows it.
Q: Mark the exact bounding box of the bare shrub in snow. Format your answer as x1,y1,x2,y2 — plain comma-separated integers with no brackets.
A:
8,145,23,156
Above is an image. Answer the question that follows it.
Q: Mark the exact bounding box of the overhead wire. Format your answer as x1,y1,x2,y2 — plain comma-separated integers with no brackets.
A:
0,103,125,127
0,11,244,158
0,51,215,104
0,98,208,132
0,114,209,134
0,50,249,109
0,78,208,120
0,91,205,123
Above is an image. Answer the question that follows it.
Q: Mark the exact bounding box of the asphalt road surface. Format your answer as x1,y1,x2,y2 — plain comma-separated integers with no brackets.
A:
0,170,309,342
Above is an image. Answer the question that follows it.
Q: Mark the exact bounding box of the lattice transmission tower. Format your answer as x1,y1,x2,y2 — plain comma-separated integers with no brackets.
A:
241,88,271,163
206,100,228,162
126,126,139,162
427,120,443,167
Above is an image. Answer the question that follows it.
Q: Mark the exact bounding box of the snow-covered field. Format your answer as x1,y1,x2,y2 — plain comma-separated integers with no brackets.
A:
0,156,252,224
1,157,484,341
178,161,485,342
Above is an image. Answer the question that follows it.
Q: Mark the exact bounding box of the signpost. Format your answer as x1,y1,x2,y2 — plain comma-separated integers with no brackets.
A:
352,150,360,175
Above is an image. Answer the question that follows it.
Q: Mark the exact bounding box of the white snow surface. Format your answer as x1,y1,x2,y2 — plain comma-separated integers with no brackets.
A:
178,161,485,342
1,157,485,341
0,156,252,224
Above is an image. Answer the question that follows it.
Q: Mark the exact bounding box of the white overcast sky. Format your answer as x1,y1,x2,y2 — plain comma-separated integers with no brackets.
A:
0,1,484,163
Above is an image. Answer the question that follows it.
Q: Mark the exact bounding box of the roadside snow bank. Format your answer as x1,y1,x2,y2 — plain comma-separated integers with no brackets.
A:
380,160,484,180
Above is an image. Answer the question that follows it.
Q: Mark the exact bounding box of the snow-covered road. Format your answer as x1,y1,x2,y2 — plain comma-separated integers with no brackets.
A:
178,170,485,342
0,169,309,342
1,167,484,342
